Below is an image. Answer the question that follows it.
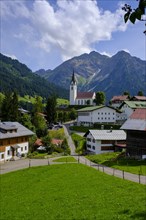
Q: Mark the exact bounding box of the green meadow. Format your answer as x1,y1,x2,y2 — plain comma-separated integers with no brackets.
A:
86,153,146,175
1,164,145,220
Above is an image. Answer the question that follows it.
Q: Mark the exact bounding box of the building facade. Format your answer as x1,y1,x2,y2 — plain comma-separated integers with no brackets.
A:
0,122,34,162
77,106,118,126
84,129,126,154
121,109,146,159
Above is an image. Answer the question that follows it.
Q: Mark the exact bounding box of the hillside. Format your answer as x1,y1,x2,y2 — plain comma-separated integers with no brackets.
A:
0,53,68,99
36,51,146,101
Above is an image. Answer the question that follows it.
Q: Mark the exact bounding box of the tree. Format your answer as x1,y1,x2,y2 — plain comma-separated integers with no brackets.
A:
33,96,43,113
46,96,57,124
94,91,106,105
1,91,19,121
20,113,35,132
122,0,146,25
32,114,48,137
123,91,130,96
137,90,144,96
69,108,77,120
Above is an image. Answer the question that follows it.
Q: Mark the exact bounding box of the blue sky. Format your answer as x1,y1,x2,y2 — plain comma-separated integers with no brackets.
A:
1,0,145,71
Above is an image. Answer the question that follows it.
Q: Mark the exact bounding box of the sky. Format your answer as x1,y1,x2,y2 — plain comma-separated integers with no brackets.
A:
0,0,146,71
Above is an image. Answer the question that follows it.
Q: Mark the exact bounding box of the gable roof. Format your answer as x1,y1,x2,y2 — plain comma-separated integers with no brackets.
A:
84,129,126,140
130,109,146,120
111,95,129,102
77,105,118,112
0,122,34,139
120,101,146,109
51,139,63,145
76,92,95,99
121,109,146,131
131,96,146,101
77,105,105,112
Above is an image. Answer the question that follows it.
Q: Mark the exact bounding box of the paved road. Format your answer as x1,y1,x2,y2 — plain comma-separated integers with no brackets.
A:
0,156,146,185
63,123,77,155
1,123,146,185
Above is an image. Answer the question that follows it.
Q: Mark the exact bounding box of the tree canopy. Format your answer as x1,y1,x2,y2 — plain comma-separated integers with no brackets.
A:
94,91,106,105
122,0,146,24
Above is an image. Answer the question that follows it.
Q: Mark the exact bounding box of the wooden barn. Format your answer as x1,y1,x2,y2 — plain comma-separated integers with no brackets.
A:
121,109,146,159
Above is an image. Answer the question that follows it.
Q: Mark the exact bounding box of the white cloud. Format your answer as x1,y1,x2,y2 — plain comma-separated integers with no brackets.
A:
1,0,128,62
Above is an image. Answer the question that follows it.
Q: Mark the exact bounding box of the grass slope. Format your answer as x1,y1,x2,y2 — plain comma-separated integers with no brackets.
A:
86,153,146,175
1,164,145,220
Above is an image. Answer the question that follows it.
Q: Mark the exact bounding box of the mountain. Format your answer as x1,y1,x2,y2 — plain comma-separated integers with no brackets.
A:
36,51,146,101
0,53,68,99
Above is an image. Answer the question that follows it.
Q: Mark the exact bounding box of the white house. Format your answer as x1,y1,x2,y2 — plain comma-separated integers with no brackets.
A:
69,71,95,105
119,101,146,120
0,122,34,162
77,106,118,126
84,129,126,154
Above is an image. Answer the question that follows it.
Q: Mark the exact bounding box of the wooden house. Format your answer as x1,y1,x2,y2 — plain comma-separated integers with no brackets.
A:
121,109,146,159
0,122,34,162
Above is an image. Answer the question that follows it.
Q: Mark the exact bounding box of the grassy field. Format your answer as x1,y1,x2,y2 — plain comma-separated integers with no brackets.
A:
1,164,145,220
86,153,146,175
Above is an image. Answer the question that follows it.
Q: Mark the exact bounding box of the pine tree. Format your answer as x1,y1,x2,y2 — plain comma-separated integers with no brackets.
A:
46,96,57,124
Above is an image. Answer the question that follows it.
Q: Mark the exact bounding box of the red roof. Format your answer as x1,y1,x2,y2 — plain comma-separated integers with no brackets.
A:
132,96,146,101
130,108,146,120
111,95,129,102
76,92,95,99
34,139,43,146
51,139,63,145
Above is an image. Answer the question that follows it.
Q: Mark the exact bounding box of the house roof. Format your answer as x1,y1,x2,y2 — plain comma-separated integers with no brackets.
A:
131,96,146,101
120,101,146,109
51,139,63,145
121,109,146,131
77,105,105,112
76,92,95,99
77,105,118,112
0,122,34,140
130,109,146,120
111,95,129,102
34,139,43,146
84,130,126,140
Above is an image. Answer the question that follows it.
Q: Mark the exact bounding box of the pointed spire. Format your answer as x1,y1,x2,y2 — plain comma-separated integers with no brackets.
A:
71,69,76,84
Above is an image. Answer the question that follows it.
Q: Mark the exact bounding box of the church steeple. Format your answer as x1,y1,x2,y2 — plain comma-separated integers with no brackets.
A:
70,69,77,105
71,69,76,84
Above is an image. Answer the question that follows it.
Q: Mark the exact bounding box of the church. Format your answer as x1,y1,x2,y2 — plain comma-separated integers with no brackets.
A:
69,71,95,105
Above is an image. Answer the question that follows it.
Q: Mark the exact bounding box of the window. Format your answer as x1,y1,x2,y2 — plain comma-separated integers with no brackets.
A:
87,138,91,142
92,139,95,143
108,112,110,115
7,150,10,155
87,145,91,148
25,146,27,151
92,146,95,150
0,140,3,145
1,154,4,159
21,147,23,151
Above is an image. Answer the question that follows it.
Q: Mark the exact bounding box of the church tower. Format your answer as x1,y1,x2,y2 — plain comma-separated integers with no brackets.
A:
70,70,77,105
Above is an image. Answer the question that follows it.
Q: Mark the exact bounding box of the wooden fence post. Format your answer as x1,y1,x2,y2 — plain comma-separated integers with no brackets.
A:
122,170,124,179
29,159,31,168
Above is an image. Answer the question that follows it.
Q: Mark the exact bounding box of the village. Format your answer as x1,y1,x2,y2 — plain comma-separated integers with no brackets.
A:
0,72,146,164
